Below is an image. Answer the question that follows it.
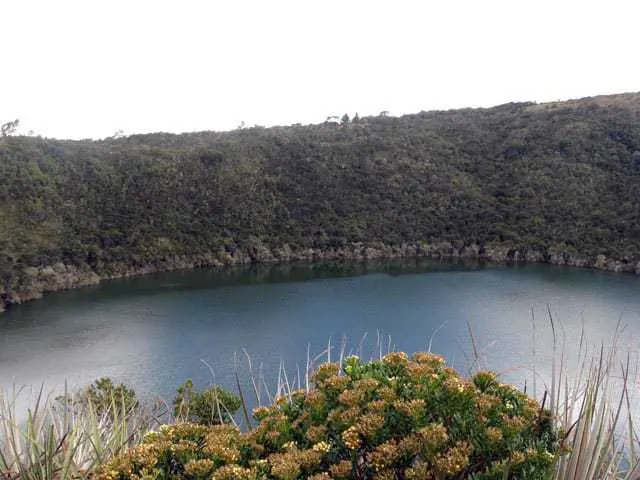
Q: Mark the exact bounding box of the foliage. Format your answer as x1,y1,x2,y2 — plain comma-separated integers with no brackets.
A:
1,119,19,137
2,93,640,310
172,379,241,426
547,322,640,479
56,377,139,418
97,352,560,479
0,382,161,480
6,339,639,480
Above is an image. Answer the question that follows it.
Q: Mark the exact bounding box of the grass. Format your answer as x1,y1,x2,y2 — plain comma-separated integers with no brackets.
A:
1,320,639,479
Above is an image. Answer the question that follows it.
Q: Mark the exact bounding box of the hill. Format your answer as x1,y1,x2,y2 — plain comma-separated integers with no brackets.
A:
2,93,640,311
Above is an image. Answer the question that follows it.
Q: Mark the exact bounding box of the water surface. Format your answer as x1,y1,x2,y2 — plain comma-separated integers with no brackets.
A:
1,261,639,407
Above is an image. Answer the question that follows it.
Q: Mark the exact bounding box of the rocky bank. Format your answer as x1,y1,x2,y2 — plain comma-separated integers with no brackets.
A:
1,242,639,313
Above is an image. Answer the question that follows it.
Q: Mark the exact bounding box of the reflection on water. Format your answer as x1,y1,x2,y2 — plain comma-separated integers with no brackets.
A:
1,260,639,411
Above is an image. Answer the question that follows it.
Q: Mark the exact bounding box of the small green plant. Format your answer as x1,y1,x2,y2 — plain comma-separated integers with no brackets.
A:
98,352,560,479
172,379,241,426
56,377,139,418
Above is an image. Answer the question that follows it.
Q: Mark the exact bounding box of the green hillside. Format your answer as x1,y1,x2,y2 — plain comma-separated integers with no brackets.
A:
2,93,640,310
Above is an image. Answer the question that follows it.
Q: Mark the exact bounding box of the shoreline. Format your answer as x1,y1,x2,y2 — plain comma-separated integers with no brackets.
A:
1,242,639,313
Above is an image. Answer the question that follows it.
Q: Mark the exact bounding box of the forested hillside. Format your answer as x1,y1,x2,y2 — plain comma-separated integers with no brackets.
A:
2,93,640,311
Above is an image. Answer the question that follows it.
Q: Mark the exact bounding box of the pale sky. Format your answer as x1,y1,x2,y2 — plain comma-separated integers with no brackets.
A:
2,0,639,139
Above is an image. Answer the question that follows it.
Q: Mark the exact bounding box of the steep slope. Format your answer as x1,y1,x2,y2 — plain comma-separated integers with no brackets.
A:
2,93,640,310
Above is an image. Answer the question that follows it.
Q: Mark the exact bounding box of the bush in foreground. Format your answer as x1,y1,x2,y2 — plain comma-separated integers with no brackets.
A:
97,352,559,479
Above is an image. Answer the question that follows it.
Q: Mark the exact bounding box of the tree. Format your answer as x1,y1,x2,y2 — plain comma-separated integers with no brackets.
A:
341,113,350,124
1,119,19,137
56,377,139,417
173,379,241,425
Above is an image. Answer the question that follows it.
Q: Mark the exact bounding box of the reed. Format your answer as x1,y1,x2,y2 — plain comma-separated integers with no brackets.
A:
0,383,165,479
544,313,640,479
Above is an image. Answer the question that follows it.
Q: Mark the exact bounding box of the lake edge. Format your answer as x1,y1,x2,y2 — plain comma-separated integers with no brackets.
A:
3,241,640,314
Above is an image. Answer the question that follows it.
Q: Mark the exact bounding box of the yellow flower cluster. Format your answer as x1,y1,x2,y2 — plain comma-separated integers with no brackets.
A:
382,351,409,366
282,440,297,451
268,451,301,479
267,447,323,479
370,440,400,471
354,377,379,391
367,399,387,413
184,458,214,478
211,463,253,480
406,362,437,379
393,398,426,419
323,375,350,393
305,390,328,409
170,439,199,457
204,425,242,463
306,424,328,443
510,450,526,465
475,392,501,413
341,426,360,450
327,406,359,428
312,441,331,453
418,423,449,451
328,460,352,478
308,473,332,480
97,351,560,480
373,469,396,480
338,387,365,407
412,351,445,365
252,405,271,420
356,413,386,440
311,362,341,385
486,426,503,442
377,386,396,402
444,376,470,394
166,422,209,440
432,441,473,476
248,411,289,446
502,413,526,430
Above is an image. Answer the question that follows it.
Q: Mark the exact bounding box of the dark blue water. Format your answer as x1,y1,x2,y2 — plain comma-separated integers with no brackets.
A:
1,261,639,409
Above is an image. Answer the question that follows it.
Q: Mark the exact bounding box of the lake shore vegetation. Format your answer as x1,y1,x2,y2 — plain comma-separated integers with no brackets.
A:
2,93,640,312
1,337,637,479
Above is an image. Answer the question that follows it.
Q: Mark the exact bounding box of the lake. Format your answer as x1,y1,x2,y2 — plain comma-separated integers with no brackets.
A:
1,260,639,410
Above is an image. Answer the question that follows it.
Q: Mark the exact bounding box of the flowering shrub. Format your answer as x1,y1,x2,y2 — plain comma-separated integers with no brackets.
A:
97,352,560,479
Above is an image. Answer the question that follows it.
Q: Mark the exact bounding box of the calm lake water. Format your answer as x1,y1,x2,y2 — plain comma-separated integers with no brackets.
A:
1,260,639,409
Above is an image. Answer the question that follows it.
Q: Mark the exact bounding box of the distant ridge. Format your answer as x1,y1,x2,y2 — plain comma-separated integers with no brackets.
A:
2,92,640,311
524,91,640,112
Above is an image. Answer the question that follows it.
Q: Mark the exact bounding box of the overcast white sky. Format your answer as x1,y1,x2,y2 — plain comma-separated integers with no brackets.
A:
2,0,639,139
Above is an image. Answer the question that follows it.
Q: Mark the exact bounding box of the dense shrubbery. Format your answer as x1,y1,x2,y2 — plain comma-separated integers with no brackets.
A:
2,93,640,309
97,352,559,479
